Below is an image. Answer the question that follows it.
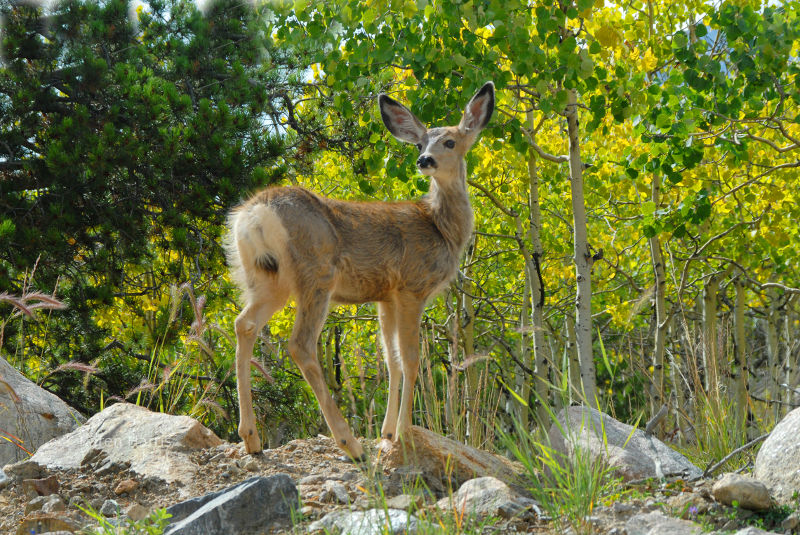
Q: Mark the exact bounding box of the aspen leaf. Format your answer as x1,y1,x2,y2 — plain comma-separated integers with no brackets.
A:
595,25,620,47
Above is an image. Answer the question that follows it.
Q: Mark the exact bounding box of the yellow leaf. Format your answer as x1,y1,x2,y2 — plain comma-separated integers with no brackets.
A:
595,25,621,47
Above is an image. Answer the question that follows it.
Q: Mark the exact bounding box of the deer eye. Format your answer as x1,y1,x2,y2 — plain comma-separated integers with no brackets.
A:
444,139,456,149
415,143,423,151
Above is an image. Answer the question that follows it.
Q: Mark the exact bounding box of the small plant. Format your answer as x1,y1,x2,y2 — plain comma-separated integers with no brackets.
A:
499,407,623,535
78,504,171,535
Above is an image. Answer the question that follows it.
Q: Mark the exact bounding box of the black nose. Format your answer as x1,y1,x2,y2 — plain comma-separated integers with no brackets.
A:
417,155,436,169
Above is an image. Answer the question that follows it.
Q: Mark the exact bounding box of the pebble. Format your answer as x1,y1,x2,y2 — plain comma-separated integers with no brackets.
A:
25,495,47,514
320,481,350,504
125,503,150,521
100,498,121,517
782,511,800,531
41,494,66,513
114,478,139,495
242,458,259,472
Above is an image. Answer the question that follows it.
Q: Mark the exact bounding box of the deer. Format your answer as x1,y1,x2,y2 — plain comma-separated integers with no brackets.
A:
225,82,495,460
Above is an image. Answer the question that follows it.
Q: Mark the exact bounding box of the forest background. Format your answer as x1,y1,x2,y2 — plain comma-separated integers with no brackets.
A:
1,0,799,467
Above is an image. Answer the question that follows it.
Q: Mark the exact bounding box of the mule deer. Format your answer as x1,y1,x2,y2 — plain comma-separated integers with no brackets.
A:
226,82,495,459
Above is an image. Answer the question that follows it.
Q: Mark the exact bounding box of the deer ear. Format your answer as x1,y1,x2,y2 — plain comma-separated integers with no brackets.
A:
379,94,426,144
458,82,495,143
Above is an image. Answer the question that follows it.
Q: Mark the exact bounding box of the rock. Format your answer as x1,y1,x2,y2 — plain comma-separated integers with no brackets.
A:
308,508,419,535
25,495,48,514
436,476,534,518
386,494,424,510
3,459,45,481
320,480,349,504
22,474,60,496
383,426,521,488
384,465,435,495
100,498,121,517
667,492,711,518
548,406,702,482
712,473,772,511
730,528,783,535
0,357,85,467
298,474,325,485
241,457,259,472
625,511,703,535
781,511,800,531
114,478,139,495
30,403,221,486
125,503,150,522
164,475,298,535
15,513,81,535
41,494,66,513
0,468,9,489
755,407,800,504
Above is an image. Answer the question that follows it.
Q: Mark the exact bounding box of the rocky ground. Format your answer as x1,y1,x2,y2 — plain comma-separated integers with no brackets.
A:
2,432,799,535
1,434,549,534
1,402,799,535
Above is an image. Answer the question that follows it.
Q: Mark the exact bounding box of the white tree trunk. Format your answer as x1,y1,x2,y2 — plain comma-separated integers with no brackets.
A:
565,88,596,406
648,173,668,417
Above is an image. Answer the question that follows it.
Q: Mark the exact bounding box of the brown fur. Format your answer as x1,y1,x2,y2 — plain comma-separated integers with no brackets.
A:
226,82,495,458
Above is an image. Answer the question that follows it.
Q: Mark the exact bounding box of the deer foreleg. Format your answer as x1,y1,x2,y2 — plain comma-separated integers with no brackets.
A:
290,291,365,461
395,299,424,440
378,301,401,441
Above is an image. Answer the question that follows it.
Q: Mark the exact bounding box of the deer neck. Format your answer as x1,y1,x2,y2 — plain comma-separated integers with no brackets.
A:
425,159,474,255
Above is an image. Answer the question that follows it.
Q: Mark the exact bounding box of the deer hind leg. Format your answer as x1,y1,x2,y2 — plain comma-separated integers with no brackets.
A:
235,275,290,454
395,297,425,440
378,301,401,442
289,288,365,461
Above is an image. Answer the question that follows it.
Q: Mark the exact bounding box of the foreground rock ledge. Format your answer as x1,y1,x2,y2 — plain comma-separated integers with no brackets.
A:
382,426,522,487
27,402,221,486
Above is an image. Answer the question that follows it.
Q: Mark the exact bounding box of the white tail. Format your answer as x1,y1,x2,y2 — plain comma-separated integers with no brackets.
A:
226,82,495,459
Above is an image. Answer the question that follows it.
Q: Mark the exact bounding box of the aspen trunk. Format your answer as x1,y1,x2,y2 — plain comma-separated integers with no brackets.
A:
702,275,720,401
781,301,796,415
733,276,748,425
460,240,478,442
516,275,532,429
524,125,550,425
648,173,668,416
765,290,780,419
565,88,596,406
565,314,581,404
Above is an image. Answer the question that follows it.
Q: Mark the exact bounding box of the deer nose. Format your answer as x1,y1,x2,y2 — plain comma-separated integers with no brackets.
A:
417,155,436,169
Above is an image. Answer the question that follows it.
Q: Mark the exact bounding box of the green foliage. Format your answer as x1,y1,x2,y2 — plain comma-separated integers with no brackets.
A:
499,410,622,535
79,504,171,535
0,0,300,417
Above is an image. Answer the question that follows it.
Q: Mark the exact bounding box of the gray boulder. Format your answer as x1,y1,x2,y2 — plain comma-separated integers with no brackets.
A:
754,407,800,504
28,402,221,486
436,476,539,519
164,475,298,535
0,357,84,466
308,508,419,535
548,406,701,482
